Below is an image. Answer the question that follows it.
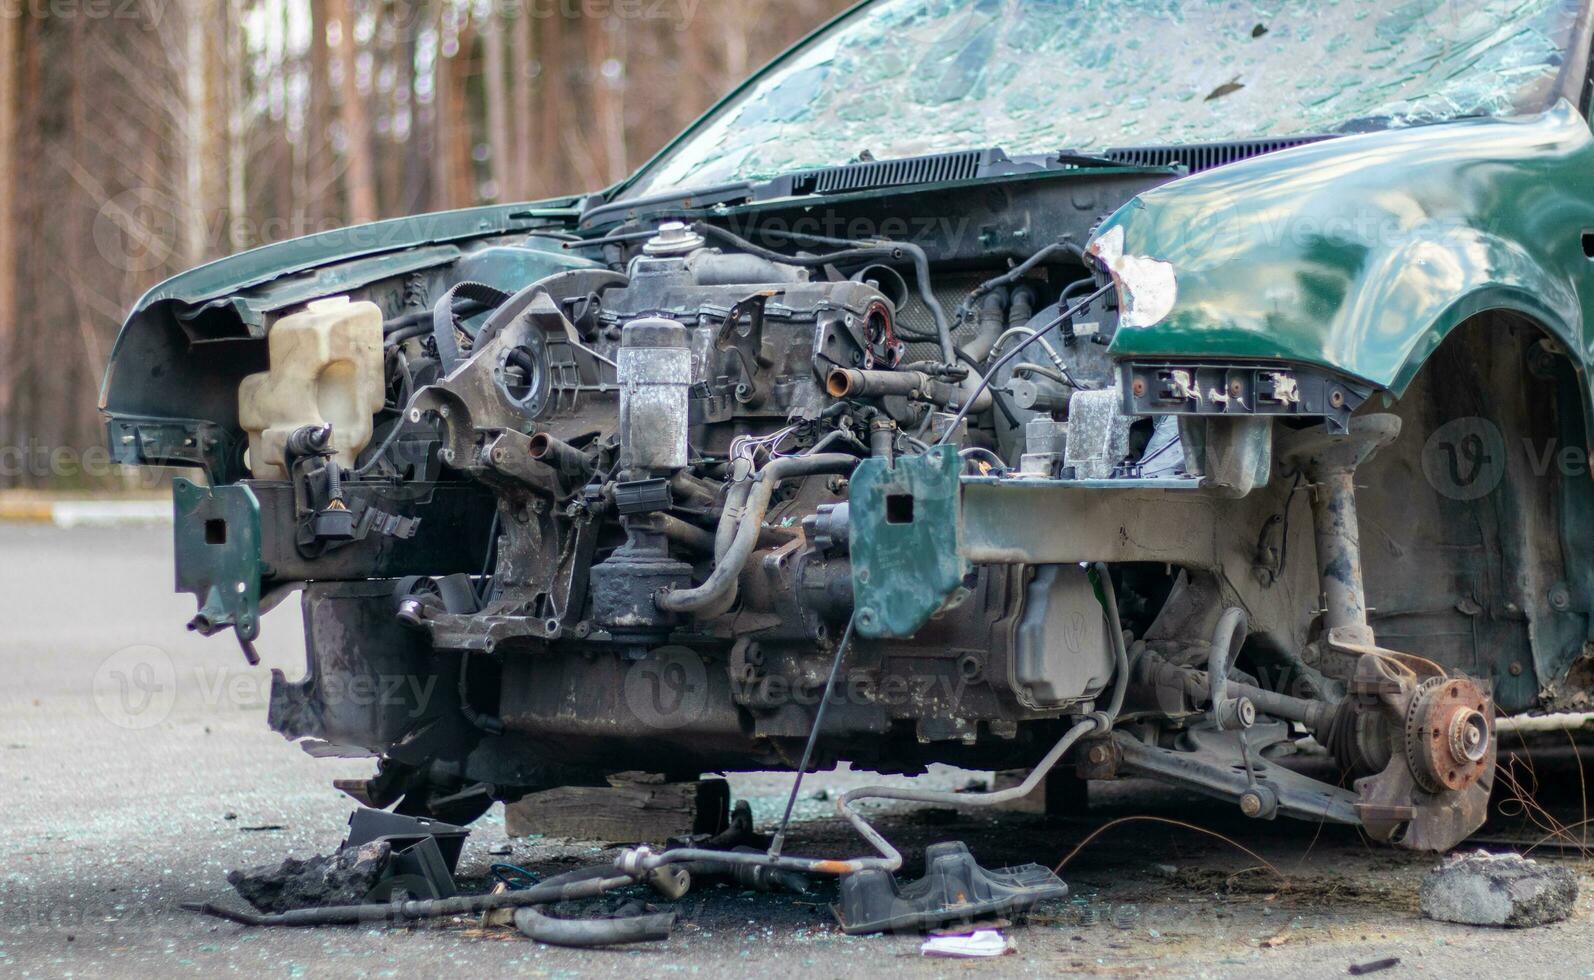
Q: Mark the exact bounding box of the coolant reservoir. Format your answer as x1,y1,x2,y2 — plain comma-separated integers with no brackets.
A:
238,296,385,480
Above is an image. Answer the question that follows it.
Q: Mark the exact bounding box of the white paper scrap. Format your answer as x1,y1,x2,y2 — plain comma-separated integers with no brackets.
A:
920,929,1010,958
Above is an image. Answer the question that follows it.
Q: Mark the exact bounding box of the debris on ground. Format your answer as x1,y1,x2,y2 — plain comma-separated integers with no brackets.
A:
921,929,1011,957
1348,957,1401,975
227,840,393,913
1418,850,1579,927
836,840,1067,934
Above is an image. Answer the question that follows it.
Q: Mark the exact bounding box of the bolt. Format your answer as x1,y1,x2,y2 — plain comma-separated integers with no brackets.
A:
1239,791,1265,818
1549,584,1572,611
396,598,426,626
1509,661,1524,677
1087,744,1111,766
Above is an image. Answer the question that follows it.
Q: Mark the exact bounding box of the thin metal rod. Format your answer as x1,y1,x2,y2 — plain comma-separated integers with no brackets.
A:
768,614,856,859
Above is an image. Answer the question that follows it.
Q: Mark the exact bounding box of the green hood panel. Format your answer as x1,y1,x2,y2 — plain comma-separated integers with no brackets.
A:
1095,101,1594,393
119,199,581,317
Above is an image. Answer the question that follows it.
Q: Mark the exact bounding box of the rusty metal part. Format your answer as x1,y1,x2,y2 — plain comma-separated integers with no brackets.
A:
1404,676,1492,793
1278,414,1401,649
825,367,992,413
1343,648,1496,851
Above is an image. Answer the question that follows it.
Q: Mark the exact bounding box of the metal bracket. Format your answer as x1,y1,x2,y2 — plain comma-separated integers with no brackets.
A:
174,478,264,643
848,445,968,638
715,290,778,406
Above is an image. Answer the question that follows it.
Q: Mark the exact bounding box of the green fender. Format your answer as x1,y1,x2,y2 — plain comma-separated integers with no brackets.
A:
1095,100,1594,399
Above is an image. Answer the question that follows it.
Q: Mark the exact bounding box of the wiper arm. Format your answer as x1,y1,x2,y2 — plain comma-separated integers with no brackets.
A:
581,180,755,230
1054,149,1125,168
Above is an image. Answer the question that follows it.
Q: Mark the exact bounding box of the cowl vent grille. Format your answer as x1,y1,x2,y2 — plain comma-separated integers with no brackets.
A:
1103,136,1328,174
799,149,991,195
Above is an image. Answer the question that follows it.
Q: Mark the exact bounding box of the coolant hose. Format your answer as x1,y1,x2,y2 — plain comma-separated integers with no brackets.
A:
658,453,858,615
513,907,675,947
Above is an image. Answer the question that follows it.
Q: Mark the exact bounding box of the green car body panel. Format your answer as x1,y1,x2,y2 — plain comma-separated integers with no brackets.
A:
1096,100,1594,411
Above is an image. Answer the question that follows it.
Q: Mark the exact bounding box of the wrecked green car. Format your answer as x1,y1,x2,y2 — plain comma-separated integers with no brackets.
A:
102,0,1594,872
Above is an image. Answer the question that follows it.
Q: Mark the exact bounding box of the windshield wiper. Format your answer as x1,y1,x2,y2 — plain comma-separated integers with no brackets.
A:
1054,149,1125,168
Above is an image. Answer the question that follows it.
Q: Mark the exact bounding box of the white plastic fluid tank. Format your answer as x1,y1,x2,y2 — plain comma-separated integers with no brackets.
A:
238,296,386,480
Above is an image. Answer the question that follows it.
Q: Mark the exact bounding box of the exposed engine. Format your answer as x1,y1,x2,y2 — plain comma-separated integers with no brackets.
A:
278,221,1125,778
155,215,1497,859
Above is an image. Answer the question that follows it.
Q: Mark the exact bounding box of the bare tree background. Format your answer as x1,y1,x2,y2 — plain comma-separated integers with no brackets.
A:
0,0,852,487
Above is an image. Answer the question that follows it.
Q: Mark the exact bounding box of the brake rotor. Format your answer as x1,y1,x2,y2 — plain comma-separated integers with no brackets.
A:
1403,675,1493,793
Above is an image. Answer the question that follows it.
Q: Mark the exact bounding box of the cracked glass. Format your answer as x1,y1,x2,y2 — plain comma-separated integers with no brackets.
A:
624,0,1582,198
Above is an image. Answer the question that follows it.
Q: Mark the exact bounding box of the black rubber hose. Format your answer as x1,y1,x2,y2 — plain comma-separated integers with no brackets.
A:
956,241,1085,321
383,297,490,335
513,907,675,947
351,349,414,477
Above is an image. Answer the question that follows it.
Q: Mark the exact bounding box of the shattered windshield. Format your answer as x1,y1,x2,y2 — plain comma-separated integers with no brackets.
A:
623,0,1582,198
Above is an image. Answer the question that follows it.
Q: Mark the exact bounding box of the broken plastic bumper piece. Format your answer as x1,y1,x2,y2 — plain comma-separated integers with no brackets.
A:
835,841,1068,935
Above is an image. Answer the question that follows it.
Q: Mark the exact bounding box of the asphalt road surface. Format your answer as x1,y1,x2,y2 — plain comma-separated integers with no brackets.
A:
3,522,1593,978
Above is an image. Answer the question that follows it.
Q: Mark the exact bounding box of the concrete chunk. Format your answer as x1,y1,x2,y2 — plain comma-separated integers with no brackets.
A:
1419,850,1579,928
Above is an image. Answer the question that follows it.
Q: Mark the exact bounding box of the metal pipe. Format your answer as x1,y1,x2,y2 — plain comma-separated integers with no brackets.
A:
826,368,992,413
1497,711,1594,734
660,514,716,553
527,432,594,488
183,872,638,928
656,453,859,614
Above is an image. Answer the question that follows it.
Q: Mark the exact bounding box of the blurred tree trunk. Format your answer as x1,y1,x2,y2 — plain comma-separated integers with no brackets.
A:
509,6,533,200
536,12,566,194
401,2,427,212
0,7,16,421
307,0,334,222
226,0,247,251
435,14,476,209
181,0,207,265
332,0,379,222
482,5,511,201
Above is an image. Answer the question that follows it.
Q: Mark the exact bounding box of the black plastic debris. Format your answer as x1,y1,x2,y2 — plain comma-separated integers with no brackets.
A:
835,841,1069,935
344,807,471,900
345,808,470,870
